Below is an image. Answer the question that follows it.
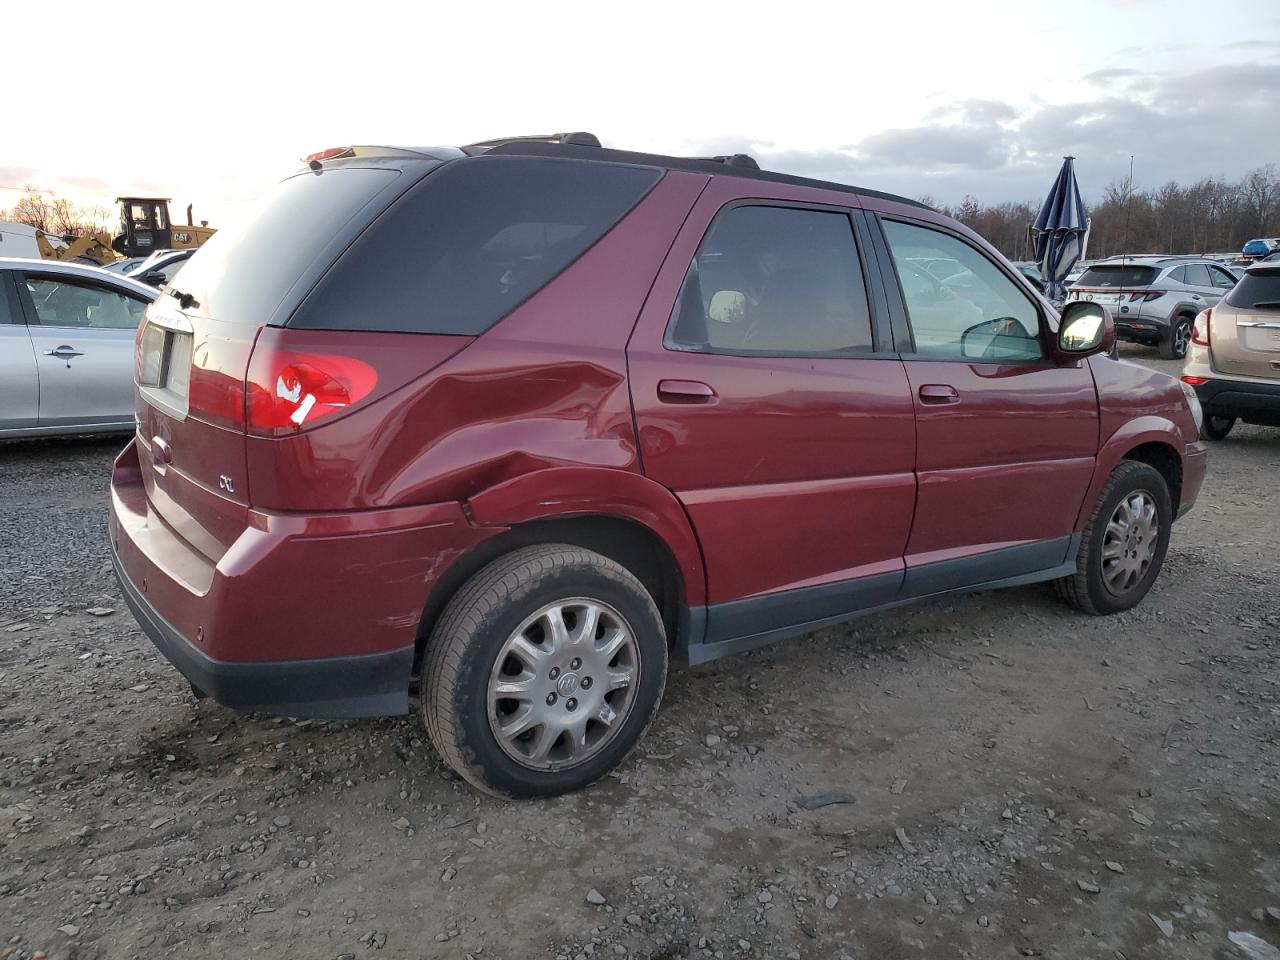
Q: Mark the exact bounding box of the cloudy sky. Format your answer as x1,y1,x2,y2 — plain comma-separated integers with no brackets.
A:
4,0,1278,226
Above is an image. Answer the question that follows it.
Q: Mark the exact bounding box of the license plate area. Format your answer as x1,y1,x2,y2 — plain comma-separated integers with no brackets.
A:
1242,327,1280,353
137,307,194,420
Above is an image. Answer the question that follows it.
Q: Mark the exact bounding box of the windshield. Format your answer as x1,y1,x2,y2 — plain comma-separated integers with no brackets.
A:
172,165,410,324
1075,265,1158,288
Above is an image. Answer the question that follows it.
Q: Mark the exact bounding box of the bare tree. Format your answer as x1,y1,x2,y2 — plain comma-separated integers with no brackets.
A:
6,186,53,233
3,186,108,238
939,165,1280,261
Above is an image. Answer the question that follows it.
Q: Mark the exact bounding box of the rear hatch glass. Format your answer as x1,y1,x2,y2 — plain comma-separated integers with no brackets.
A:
1075,265,1159,288
1226,270,1280,311
173,166,405,327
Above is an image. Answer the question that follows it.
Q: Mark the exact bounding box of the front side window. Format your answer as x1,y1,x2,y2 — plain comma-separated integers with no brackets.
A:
666,205,874,356
1209,265,1236,289
881,220,1043,361
25,277,147,329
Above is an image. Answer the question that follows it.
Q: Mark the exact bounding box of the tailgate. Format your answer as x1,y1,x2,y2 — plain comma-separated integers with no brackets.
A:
135,301,254,562
1214,312,1280,378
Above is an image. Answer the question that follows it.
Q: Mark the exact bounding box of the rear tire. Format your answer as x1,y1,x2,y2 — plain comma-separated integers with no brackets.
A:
1160,315,1193,360
1054,461,1172,616
421,545,667,798
1200,415,1235,441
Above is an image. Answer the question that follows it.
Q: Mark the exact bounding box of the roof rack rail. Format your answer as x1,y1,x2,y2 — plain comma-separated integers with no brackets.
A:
707,153,760,170
465,132,602,151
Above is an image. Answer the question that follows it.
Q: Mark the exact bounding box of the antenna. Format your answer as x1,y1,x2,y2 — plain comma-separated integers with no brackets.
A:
1121,155,1135,263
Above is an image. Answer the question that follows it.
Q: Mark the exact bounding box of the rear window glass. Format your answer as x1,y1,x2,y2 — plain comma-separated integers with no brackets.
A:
1075,265,1158,287
291,156,662,335
172,166,405,324
1226,270,1280,310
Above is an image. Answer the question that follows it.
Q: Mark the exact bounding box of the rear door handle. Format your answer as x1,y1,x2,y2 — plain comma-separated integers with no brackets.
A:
918,384,960,404
658,379,717,403
45,345,84,361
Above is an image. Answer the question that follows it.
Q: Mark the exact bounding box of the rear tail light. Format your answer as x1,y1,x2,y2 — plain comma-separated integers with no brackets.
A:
1182,375,1209,385
246,347,377,435
1192,309,1211,346
1127,289,1163,302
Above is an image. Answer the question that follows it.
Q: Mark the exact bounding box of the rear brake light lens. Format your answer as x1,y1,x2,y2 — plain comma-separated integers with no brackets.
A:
1182,375,1209,385
304,146,354,163
1127,289,1163,302
1191,309,1211,346
246,349,377,434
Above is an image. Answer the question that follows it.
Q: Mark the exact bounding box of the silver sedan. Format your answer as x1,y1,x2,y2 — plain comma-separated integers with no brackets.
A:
1,258,157,438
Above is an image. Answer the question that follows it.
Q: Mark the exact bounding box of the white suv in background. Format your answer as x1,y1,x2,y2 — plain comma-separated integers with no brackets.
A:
1067,255,1237,359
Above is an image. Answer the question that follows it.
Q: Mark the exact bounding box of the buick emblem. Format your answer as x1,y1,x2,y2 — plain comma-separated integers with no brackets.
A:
556,673,580,697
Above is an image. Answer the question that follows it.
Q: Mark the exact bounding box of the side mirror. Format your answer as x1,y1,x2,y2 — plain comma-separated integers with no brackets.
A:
1055,300,1115,361
139,270,166,287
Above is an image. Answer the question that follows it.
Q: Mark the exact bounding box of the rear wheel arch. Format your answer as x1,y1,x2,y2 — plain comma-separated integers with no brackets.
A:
413,514,687,677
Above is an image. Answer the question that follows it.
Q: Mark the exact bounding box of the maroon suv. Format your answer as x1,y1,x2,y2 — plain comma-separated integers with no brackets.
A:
110,134,1206,797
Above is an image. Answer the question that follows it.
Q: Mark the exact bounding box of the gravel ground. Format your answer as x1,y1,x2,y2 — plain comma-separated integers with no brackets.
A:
2,346,1278,960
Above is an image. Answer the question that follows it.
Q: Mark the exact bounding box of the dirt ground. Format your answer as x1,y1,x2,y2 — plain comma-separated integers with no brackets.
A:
2,346,1278,960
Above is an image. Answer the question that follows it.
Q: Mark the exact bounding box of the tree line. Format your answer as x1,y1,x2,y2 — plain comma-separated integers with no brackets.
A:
2,186,111,238
920,163,1279,263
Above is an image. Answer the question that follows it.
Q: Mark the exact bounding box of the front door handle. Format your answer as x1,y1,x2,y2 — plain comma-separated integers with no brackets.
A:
45,345,84,361
918,384,960,404
658,379,717,403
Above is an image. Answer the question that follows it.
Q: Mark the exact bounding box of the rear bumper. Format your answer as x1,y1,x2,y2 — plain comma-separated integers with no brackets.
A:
112,548,414,717
1193,376,1280,426
108,439,498,718
1114,313,1170,343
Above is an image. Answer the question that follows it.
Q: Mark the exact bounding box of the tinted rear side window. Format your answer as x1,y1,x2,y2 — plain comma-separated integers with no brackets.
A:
292,156,662,335
1076,265,1159,287
1226,270,1280,310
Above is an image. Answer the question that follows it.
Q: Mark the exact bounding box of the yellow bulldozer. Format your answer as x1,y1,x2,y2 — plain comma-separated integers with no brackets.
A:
33,196,216,266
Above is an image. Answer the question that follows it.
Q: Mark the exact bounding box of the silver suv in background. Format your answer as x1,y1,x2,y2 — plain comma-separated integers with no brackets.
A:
1066,256,1237,359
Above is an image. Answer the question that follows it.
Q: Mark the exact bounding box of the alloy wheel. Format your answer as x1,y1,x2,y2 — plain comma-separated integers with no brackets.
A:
1172,319,1191,358
487,599,640,771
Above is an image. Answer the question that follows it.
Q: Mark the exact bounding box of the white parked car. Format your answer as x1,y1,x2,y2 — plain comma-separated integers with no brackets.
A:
0,258,157,437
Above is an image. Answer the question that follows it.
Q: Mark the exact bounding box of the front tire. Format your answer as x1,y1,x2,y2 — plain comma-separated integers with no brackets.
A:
1200,415,1235,441
1054,461,1172,616
421,545,668,798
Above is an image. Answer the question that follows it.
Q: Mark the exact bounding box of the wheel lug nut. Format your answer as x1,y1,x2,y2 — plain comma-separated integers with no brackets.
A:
546,693,557,705
549,667,560,680
566,698,578,711
570,658,581,670
581,677,593,690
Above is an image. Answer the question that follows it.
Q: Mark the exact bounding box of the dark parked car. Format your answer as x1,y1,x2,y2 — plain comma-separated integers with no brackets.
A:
110,135,1206,798
128,248,195,287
